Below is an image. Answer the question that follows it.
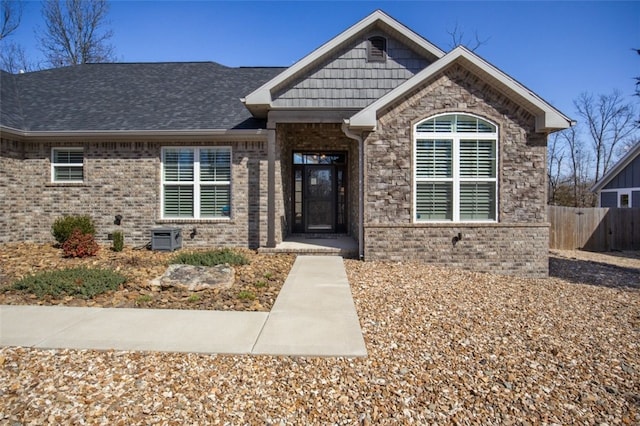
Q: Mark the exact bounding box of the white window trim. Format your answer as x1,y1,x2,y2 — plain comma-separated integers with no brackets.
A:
413,113,499,223
160,146,232,220
600,188,640,208
51,147,84,183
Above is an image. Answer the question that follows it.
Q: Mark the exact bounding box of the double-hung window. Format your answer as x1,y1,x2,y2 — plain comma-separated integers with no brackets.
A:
162,147,231,219
414,114,498,222
52,148,84,183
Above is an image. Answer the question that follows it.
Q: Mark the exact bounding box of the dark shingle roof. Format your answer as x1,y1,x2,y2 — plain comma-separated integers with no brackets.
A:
0,71,25,130
0,62,285,132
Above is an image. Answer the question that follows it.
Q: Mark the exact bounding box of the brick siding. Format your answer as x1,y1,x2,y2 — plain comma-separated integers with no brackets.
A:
362,64,550,276
0,139,269,249
365,224,549,278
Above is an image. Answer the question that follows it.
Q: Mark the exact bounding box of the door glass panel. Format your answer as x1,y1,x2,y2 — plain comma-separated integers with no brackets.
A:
294,168,303,229
337,168,346,231
306,167,333,231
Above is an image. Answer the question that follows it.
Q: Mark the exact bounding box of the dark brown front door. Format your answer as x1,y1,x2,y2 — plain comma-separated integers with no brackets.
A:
305,166,334,231
292,152,347,233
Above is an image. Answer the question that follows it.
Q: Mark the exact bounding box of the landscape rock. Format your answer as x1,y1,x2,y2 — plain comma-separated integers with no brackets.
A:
149,264,235,291
0,246,638,423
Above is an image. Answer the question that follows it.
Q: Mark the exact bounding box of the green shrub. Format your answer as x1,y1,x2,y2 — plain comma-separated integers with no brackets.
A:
112,231,124,252
237,290,256,300
170,249,249,267
10,267,126,299
62,229,99,258
136,294,152,304
52,215,96,244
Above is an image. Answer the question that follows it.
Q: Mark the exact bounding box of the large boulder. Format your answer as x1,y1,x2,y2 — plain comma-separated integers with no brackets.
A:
149,264,234,291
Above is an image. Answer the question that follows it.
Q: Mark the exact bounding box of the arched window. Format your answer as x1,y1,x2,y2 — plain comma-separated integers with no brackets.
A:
367,36,387,62
414,114,498,222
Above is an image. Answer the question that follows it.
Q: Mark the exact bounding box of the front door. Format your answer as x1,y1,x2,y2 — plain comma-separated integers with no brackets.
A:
293,152,347,233
306,166,334,231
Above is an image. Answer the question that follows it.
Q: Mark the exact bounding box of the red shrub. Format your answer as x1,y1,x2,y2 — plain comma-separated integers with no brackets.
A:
62,229,100,258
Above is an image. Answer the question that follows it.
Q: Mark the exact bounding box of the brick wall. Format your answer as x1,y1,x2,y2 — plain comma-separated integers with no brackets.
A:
363,64,550,276
365,224,549,278
1,139,269,249
0,139,26,243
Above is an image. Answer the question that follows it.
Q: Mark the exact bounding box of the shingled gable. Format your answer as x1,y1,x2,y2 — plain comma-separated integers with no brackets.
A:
242,10,445,117
347,46,574,133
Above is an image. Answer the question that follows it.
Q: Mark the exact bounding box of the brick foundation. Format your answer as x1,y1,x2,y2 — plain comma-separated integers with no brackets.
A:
365,224,549,278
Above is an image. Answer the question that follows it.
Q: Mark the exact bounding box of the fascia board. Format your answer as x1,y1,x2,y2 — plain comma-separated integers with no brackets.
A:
347,109,378,130
244,10,445,108
0,126,268,142
590,142,640,192
457,51,573,132
348,46,574,133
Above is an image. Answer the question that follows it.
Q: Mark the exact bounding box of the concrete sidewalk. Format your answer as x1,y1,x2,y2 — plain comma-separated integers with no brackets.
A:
0,256,367,357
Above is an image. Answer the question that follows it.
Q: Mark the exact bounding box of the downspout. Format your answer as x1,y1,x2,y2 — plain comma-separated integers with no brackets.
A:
341,121,365,260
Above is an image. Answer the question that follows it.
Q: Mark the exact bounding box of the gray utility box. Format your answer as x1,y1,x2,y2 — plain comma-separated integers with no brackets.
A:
151,227,182,251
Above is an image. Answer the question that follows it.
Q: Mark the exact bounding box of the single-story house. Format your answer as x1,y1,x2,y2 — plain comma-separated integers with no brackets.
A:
0,10,573,277
591,142,640,208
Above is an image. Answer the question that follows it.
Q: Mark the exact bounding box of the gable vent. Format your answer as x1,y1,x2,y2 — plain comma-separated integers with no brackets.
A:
368,36,387,62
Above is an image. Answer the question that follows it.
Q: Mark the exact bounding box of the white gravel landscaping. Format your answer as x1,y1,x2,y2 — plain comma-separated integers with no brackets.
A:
1,251,638,424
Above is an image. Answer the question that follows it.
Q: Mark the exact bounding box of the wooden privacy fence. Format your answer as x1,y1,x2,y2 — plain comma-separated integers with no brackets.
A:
548,206,640,251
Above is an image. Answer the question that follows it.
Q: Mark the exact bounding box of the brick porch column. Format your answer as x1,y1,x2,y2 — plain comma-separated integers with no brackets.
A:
267,124,276,248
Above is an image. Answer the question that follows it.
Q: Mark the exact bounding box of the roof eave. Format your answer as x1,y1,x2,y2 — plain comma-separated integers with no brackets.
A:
0,126,269,142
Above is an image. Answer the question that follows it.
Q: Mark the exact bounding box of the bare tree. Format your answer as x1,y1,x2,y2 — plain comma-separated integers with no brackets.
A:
38,0,115,67
446,22,490,52
634,48,640,127
574,91,636,183
559,126,596,207
0,0,21,40
0,40,33,72
547,131,566,205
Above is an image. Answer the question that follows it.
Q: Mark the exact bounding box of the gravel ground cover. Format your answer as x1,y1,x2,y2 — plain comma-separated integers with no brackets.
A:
1,250,639,424
0,243,294,311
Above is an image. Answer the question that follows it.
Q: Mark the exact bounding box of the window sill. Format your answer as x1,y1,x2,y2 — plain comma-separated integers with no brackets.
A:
46,182,86,187
157,218,233,224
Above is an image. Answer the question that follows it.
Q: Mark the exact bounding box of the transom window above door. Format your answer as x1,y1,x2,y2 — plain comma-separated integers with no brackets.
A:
414,114,498,222
293,153,346,165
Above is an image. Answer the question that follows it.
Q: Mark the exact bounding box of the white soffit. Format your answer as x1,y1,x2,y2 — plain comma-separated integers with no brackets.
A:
348,46,574,133
243,10,445,116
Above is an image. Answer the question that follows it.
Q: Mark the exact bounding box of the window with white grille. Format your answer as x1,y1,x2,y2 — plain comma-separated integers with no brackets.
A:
52,148,84,183
162,147,231,219
414,114,498,222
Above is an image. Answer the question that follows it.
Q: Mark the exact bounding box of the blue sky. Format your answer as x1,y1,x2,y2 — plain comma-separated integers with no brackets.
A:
7,1,640,118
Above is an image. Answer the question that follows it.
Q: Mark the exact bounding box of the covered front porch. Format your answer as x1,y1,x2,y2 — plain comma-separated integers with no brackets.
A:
264,122,363,258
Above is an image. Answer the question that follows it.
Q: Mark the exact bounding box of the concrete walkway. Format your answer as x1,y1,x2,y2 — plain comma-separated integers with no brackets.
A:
0,256,367,357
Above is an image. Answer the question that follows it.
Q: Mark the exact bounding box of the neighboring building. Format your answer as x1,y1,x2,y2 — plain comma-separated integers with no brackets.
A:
591,142,640,208
0,10,573,277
